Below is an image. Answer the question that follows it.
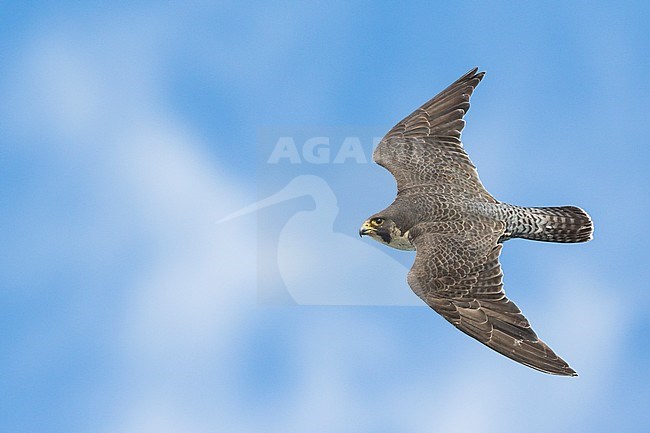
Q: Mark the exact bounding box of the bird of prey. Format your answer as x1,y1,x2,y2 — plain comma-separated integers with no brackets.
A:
359,68,593,376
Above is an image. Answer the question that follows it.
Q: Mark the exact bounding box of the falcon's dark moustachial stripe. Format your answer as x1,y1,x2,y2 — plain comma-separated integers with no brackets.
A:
359,68,593,376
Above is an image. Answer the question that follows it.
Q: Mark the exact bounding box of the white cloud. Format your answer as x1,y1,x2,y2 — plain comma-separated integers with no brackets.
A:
2,11,262,431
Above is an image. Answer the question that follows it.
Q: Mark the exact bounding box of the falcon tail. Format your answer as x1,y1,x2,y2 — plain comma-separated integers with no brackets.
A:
511,206,593,243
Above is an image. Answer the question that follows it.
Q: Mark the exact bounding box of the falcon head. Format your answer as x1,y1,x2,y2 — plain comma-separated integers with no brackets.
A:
359,216,415,251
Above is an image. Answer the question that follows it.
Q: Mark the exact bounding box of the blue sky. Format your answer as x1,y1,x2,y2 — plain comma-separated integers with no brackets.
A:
1,2,649,432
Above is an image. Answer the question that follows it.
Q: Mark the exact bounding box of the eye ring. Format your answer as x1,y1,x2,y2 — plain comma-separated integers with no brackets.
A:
370,217,384,227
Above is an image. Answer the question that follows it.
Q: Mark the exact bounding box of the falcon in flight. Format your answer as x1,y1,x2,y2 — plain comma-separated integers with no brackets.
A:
359,68,592,376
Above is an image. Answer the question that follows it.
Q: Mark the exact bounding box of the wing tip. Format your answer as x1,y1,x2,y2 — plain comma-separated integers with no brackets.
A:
540,362,578,377
550,367,578,377
462,66,486,83
524,348,578,377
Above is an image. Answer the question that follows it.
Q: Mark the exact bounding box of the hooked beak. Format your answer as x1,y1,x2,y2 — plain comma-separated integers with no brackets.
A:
359,222,373,237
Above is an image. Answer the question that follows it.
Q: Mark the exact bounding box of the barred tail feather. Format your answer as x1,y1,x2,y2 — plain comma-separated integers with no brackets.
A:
514,206,593,243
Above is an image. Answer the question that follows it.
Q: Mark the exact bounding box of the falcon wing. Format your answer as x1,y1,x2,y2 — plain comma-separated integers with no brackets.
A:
407,221,577,376
373,68,495,201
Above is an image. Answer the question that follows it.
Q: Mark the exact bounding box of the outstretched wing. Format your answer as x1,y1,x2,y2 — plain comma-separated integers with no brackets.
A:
373,68,495,201
407,221,577,376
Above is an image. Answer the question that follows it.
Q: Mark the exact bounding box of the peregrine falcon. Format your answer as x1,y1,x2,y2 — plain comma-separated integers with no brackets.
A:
359,68,593,376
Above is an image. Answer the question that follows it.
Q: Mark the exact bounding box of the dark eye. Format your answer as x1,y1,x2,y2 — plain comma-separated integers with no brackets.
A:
370,217,384,227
